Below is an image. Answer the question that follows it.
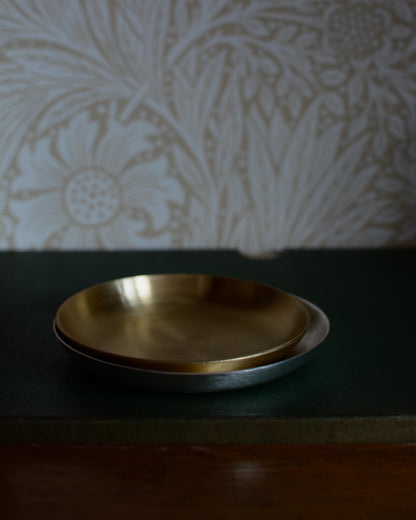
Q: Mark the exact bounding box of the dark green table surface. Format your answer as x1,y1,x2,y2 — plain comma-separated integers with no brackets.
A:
1,249,415,444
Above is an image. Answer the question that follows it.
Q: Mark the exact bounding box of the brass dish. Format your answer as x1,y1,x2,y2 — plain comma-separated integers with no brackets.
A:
55,274,310,373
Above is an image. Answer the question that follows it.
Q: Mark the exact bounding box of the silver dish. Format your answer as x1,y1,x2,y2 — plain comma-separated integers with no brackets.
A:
53,297,329,393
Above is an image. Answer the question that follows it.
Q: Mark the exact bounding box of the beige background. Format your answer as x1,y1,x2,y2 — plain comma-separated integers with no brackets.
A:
0,0,415,252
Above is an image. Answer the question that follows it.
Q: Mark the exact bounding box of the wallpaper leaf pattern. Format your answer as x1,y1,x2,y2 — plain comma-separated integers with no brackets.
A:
0,0,415,251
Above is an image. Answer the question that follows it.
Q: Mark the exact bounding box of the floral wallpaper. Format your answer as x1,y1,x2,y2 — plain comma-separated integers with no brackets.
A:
0,0,415,252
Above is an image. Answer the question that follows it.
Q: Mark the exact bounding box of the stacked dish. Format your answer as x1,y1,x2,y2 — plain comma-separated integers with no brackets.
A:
53,274,330,393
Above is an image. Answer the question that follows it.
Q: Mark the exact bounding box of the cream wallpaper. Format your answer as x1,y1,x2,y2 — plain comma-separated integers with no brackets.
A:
0,0,415,252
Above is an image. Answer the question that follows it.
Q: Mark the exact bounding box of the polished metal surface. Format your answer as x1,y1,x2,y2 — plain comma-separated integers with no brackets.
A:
55,274,310,373
53,297,329,393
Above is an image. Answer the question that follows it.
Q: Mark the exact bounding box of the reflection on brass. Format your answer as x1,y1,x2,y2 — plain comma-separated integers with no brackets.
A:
55,274,310,373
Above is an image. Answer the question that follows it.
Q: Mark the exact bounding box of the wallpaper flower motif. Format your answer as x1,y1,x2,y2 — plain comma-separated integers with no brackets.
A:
0,0,415,251
11,112,183,248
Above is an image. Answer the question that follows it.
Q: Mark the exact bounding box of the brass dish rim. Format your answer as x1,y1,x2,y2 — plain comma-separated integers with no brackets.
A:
54,273,311,374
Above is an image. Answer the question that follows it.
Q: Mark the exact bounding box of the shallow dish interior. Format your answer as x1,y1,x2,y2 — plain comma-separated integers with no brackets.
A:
55,274,310,373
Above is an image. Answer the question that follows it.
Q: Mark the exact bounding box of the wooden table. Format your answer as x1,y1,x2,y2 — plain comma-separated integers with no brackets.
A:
2,443,416,519
1,250,415,517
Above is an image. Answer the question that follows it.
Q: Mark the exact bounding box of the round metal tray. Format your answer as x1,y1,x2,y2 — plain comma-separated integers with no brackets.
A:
53,297,329,393
54,274,310,373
